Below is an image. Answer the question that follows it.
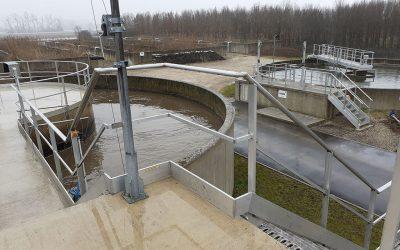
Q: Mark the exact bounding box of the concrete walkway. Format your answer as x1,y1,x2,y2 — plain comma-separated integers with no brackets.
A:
234,102,395,214
129,54,274,91
0,84,83,230
0,178,284,250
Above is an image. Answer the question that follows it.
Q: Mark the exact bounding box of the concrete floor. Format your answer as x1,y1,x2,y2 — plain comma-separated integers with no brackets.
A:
0,83,84,229
0,178,284,250
234,102,395,214
257,107,324,126
129,54,274,91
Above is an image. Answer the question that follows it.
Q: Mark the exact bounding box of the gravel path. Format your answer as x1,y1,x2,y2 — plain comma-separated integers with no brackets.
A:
314,112,400,152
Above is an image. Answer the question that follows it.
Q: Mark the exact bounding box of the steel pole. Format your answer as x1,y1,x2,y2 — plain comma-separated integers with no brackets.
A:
247,82,257,193
380,144,400,250
71,131,87,196
110,0,147,203
257,40,261,75
273,36,276,64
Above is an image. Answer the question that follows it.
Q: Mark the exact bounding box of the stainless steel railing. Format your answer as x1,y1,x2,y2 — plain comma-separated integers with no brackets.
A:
313,44,375,67
9,61,394,249
5,61,90,203
259,63,373,112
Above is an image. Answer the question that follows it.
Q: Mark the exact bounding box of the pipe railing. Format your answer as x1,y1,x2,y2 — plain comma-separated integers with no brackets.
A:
0,60,90,86
11,61,394,249
66,62,394,249
7,61,89,202
259,63,373,112
313,44,375,66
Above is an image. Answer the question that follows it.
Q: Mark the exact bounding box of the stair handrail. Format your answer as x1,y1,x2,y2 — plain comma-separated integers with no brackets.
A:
329,74,371,110
339,70,373,103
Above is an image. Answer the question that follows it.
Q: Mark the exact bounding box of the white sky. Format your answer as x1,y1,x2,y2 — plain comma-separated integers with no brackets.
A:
0,0,361,31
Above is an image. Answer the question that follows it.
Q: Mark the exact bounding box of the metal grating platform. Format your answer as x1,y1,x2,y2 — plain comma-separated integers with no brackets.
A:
244,213,328,250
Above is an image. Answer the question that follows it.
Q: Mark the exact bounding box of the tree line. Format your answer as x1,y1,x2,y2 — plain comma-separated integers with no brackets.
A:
3,13,63,34
123,0,400,53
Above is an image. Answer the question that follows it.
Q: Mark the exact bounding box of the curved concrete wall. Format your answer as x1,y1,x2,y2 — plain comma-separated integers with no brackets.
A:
95,75,235,194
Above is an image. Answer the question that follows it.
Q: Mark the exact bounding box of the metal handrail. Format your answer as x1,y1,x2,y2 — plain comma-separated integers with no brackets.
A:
339,70,373,102
12,85,68,141
259,63,372,111
0,60,89,85
13,61,388,248
72,63,378,192
330,74,371,110
313,44,375,66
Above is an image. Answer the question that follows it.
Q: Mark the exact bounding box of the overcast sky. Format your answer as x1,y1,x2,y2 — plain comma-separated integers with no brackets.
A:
0,0,361,31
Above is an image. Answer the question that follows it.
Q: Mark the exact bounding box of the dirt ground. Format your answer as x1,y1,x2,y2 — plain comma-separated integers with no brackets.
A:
314,111,400,152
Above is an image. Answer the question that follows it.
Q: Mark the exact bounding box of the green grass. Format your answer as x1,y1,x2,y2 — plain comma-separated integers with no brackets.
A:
220,84,236,98
233,154,384,249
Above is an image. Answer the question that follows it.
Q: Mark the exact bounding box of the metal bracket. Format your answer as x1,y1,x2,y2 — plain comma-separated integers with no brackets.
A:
101,15,126,36
113,61,128,68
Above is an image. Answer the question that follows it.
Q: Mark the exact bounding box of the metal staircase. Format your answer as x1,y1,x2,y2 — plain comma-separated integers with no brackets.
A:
327,72,373,130
328,90,370,129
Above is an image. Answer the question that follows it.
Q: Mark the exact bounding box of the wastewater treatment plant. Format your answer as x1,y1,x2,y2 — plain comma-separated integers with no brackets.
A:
1,0,400,249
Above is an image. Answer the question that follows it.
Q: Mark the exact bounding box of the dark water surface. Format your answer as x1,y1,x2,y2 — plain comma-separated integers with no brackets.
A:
78,89,221,182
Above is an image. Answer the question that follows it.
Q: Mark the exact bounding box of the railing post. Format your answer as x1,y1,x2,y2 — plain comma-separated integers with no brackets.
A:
55,61,60,84
30,107,44,155
26,61,32,82
11,65,29,132
284,64,287,85
71,131,87,196
248,82,257,193
61,77,69,107
49,127,63,181
364,189,377,249
380,144,400,250
320,151,333,228
75,62,81,86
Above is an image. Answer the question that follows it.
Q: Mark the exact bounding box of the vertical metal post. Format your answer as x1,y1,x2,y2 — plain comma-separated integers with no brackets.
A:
272,35,276,64
49,128,63,181
75,62,81,86
284,64,287,85
320,151,333,228
380,144,400,250
30,107,44,155
248,82,257,193
71,131,87,196
110,0,147,203
257,40,262,75
12,65,29,132
26,61,32,82
98,35,105,58
302,41,307,64
55,61,60,84
364,189,377,249
61,77,69,107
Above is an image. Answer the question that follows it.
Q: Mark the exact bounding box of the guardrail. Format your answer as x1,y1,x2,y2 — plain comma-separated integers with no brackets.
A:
259,63,373,112
1,60,90,86
5,61,90,202
8,61,395,249
313,44,375,67
67,63,391,249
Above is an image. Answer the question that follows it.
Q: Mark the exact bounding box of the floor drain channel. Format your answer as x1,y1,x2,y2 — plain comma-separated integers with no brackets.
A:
258,222,326,250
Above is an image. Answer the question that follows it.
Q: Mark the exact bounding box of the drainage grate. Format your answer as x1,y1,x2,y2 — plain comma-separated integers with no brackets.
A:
243,213,328,249
257,221,327,250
